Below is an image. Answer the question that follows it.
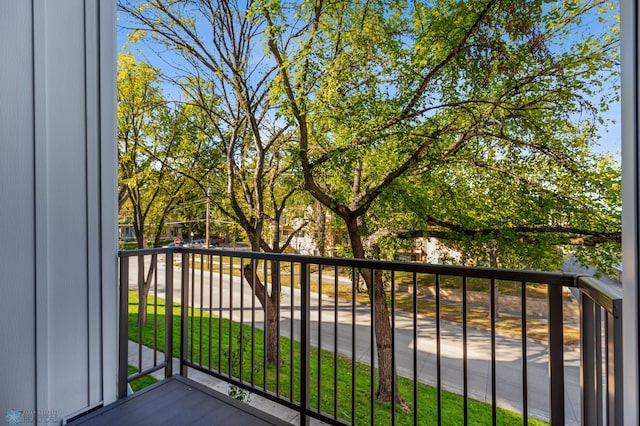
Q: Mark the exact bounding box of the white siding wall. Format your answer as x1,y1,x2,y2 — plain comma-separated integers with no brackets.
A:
0,2,37,414
0,0,117,421
621,1,640,423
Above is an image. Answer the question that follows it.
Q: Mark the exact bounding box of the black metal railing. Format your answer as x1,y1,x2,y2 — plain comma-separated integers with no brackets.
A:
577,276,623,426
118,248,623,426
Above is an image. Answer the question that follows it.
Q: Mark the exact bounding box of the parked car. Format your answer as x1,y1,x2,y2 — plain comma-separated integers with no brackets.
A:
191,239,205,248
164,241,187,248
188,239,219,248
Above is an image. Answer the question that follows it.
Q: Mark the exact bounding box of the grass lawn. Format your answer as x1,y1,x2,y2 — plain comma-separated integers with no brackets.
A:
127,365,158,391
127,291,547,425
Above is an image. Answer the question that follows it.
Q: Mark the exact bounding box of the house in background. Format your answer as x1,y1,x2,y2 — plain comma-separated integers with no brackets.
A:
0,1,638,425
118,223,136,242
118,223,183,243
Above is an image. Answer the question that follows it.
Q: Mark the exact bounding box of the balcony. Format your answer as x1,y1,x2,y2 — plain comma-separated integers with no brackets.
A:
79,248,622,425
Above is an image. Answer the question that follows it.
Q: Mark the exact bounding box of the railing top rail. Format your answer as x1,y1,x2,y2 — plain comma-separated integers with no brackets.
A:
118,247,578,287
577,275,623,315
118,248,171,257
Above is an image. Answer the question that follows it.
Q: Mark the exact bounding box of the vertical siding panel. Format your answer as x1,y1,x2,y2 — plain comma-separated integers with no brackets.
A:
33,0,50,414
85,0,104,406
45,0,90,415
0,1,37,412
621,0,640,424
99,0,119,406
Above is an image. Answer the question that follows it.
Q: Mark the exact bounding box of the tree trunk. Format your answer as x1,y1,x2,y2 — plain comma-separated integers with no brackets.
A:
138,255,156,325
370,271,398,402
242,259,282,366
265,298,280,366
313,201,326,256
346,219,403,405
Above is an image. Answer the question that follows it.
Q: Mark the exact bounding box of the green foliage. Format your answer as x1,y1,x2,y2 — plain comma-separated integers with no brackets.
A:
261,0,620,273
224,334,254,403
118,52,212,248
118,0,621,270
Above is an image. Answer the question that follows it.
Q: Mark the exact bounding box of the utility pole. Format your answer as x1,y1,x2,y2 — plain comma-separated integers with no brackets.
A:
205,187,211,247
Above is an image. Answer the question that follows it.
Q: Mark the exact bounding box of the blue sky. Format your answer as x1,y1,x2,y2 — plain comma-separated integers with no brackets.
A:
595,101,621,158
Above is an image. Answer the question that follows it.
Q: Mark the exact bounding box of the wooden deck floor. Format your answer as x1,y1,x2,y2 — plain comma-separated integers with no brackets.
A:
68,376,290,426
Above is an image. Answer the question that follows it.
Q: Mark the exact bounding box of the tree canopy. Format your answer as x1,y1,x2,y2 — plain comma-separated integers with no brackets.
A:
260,0,620,274
259,0,620,401
118,0,621,402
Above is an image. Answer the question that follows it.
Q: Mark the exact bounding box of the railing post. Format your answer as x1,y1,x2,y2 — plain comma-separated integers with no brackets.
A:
300,261,310,426
581,292,596,426
180,251,189,377
548,284,565,425
608,299,623,426
117,255,129,399
165,251,173,378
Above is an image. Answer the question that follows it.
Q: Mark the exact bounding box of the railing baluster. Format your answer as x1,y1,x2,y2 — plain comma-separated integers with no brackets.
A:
165,251,173,378
548,284,565,425
180,251,189,377
199,254,203,366
490,278,496,426
370,268,375,426
240,256,245,385
608,299,623,426
463,276,468,426
218,255,223,374
301,261,311,426
153,254,158,366
252,257,256,387
263,258,268,390
334,265,339,420
137,255,144,374
318,264,323,414
521,281,528,426
289,261,294,402
413,272,418,426
190,253,195,364
208,254,213,370
391,270,396,426
276,260,281,398
436,274,442,426
228,257,233,379
190,253,195,365
596,304,603,423
117,255,129,398
351,267,356,426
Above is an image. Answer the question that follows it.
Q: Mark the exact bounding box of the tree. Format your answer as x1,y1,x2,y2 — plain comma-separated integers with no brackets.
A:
119,0,307,364
261,0,620,403
118,52,212,322
118,52,187,250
